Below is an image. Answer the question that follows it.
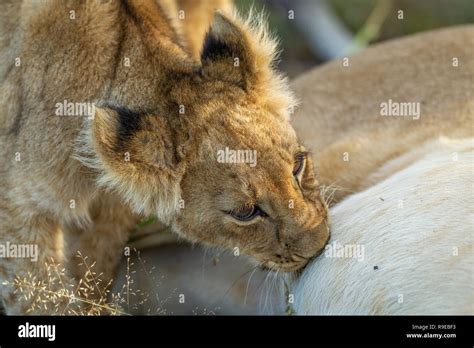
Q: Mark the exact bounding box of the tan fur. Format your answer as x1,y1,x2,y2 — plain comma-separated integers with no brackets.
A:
0,0,327,314
291,25,474,202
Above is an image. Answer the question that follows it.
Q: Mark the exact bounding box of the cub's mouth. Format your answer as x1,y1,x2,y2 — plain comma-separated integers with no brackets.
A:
256,218,331,273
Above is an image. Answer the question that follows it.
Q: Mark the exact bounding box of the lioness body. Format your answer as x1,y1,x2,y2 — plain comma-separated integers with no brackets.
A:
289,26,473,314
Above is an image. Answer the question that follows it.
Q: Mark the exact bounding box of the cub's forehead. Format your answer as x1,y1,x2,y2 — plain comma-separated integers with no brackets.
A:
198,98,293,130
212,143,300,175
205,130,300,162
223,114,298,148
194,100,300,161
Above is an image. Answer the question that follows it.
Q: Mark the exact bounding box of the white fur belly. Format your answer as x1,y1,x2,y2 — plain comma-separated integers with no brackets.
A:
291,137,474,315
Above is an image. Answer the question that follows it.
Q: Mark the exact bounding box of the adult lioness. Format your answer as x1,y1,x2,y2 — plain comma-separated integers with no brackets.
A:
0,1,328,314
288,26,473,314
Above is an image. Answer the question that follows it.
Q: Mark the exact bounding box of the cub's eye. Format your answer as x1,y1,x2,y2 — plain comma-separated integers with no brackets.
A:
293,152,307,177
228,204,265,222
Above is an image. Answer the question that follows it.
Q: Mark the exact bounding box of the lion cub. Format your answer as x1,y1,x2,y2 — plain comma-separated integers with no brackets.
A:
0,1,328,314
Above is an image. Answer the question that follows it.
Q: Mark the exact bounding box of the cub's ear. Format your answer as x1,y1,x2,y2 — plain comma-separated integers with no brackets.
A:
200,11,277,91
91,106,180,171
86,106,185,220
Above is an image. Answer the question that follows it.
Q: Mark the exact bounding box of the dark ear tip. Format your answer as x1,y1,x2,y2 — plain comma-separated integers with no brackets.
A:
107,106,143,151
200,11,242,62
201,30,234,62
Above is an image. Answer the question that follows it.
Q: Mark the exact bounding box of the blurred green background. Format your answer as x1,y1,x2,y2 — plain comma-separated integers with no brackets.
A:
235,0,474,77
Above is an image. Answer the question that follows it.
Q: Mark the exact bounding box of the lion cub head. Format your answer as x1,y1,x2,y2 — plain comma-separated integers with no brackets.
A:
87,12,329,272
